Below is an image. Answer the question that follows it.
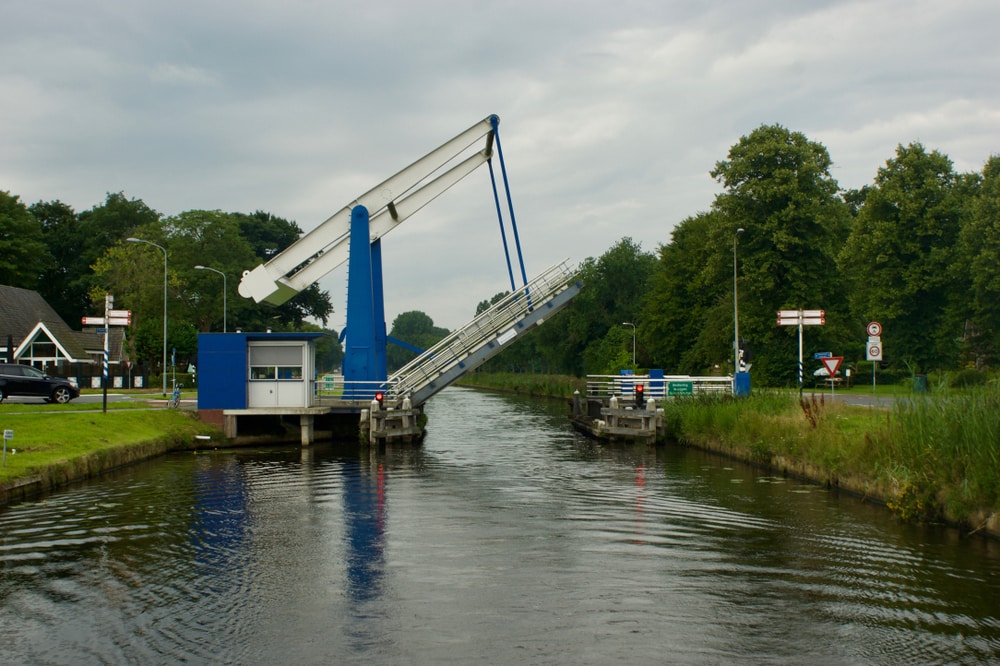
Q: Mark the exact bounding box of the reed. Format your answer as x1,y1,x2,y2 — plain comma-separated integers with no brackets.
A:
866,384,1000,522
656,382,1000,529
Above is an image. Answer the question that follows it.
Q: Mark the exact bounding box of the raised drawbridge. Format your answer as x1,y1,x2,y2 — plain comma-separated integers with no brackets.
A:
238,115,581,423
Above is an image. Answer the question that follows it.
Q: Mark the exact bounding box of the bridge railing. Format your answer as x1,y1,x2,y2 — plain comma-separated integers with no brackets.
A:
388,259,579,400
585,374,733,399
315,378,399,404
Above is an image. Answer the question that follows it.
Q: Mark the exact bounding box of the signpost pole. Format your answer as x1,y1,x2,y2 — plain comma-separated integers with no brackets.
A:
798,313,804,396
103,294,110,413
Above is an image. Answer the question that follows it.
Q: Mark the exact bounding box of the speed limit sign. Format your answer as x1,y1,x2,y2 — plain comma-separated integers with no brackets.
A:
867,343,883,361
867,321,882,337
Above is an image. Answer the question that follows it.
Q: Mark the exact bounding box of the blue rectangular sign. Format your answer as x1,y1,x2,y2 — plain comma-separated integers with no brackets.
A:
814,351,832,358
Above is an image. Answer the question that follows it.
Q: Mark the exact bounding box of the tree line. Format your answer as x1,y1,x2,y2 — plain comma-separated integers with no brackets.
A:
4,123,998,385
0,193,341,371
480,125,1000,386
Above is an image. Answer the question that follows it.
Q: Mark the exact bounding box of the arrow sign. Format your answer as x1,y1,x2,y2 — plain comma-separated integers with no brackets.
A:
82,316,105,326
820,356,844,376
777,309,825,326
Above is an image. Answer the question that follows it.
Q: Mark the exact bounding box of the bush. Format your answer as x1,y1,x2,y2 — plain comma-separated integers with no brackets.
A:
949,368,989,388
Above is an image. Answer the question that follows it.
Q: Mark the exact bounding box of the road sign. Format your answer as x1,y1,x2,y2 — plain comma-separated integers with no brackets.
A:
867,321,882,337
814,352,832,359
109,309,131,319
777,309,825,326
867,344,883,361
667,381,694,396
820,356,843,376
83,316,130,326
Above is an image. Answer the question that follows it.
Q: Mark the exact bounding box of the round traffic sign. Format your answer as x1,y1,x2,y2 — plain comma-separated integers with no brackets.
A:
867,321,882,337
868,344,882,359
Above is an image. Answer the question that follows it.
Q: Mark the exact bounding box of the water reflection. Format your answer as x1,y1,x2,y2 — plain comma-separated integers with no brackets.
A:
342,458,386,603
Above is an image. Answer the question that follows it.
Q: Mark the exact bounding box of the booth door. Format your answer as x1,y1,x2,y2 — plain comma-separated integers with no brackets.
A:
248,343,306,408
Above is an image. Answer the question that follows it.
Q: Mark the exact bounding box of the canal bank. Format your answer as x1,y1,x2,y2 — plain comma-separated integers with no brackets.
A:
459,373,1000,540
0,408,220,506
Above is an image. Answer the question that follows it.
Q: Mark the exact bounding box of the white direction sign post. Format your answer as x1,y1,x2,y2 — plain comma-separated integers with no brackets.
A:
81,295,133,413
777,309,825,391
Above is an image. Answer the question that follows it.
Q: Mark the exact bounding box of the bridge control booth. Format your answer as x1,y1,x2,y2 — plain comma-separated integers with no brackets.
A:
197,331,329,444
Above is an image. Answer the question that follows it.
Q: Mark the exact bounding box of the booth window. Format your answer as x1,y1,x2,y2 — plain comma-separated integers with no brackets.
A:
249,345,302,381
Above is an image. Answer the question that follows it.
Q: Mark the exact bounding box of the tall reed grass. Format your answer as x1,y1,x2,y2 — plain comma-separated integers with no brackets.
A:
659,383,1000,528
865,384,1000,522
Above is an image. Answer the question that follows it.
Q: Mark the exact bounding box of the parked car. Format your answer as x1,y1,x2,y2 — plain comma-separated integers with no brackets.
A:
0,363,80,403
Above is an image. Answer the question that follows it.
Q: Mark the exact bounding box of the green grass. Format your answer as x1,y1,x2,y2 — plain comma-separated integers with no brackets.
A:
0,408,218,488
457,372,587,398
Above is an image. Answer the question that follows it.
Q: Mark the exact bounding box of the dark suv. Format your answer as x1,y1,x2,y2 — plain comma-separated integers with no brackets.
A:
0,363,80,404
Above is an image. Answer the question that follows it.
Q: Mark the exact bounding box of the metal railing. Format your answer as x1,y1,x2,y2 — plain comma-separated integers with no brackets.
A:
389,259,578,401
585,374,733,399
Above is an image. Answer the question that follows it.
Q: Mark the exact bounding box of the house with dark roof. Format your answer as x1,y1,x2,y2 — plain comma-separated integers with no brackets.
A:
0,284,124,371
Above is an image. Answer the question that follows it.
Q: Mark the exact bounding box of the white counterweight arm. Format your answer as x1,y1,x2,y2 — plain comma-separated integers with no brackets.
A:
239,116,497,305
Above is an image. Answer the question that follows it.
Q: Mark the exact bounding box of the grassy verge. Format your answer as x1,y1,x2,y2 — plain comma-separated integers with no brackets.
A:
662,386,1000,535
456,372,587,398
0,409,220,505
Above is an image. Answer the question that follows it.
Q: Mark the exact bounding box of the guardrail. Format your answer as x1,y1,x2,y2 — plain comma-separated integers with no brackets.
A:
585,374,733,399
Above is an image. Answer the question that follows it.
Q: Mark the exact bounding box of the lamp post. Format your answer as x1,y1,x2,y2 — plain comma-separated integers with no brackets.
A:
622,321,636,366
194,265,227,332
733,228,745,373
127,237,168,397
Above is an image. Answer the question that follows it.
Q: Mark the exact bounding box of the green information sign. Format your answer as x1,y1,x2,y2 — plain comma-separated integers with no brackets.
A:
667,381,694,396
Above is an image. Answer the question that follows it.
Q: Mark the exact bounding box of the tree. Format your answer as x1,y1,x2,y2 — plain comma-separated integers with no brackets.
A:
233,210,334,328
72,193,161,325
528,238,656,375
641,212,726,374
840,143,967,371
160,210,257,333
385,310,449,373
707,124,852,384
29,199,80,318
0,191,53,289
959,155,1000,367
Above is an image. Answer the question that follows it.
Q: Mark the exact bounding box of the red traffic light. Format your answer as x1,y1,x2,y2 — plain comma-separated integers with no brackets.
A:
635,384,645,405
374,391,385,407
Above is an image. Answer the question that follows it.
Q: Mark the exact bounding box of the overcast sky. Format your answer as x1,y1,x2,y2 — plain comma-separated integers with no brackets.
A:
3,1,998,331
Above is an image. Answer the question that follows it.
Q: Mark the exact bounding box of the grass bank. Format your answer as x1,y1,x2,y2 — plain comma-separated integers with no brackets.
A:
457,372,587,398
464,372,1000,537
0,408,220,506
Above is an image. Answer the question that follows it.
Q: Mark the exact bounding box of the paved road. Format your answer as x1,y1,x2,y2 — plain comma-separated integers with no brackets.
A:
801,389,897,408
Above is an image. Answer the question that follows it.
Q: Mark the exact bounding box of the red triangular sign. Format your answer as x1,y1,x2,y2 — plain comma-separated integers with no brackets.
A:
821,356,843,376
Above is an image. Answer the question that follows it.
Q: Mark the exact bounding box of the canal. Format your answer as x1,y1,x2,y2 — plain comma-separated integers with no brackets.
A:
1,386,998,664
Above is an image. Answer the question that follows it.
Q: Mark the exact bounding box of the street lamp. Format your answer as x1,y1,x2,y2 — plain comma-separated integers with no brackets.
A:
194,265,227,332
127,237,168,397
622,321,636,366
733,227,745,373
